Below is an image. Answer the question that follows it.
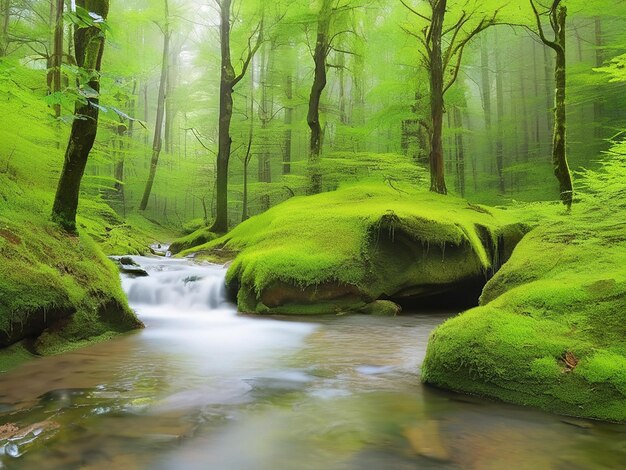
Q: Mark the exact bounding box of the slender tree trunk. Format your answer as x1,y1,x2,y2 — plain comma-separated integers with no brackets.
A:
283,72,293,175
259,42,271,211
51,0,109,232
306,0,332,195
495,29,505,194
543,44,553,144
552,7,573,208
593,16,604,138
0,0,9,56
139,0,169,211
210,0,235,233
454,106,465,197
51,0,64,118
242,63,254,222
428,0,447,194
164,42,178,154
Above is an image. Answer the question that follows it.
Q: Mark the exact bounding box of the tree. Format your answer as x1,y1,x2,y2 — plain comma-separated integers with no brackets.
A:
51,0,64,118
209,0,263,233
306,0,333,194
139,0,170,211
51,0,110,232
401,0,497,194
530,0,573,209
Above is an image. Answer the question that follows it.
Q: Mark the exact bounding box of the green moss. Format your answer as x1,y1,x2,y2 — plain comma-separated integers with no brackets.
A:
0,59,143,359
184,183,526,314
422,208,626,422
0,341,37,373
170,226,218,254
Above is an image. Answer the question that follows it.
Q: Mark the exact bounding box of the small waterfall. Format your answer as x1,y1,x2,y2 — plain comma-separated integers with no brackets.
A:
122,257,228,310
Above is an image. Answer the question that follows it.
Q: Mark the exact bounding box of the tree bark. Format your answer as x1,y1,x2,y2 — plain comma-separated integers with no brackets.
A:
51,0,64,118
306,0,332,195
51,0,109,232
283,72,293,175
0,0,9,56
495,29,505,194
210,0,235,233
531,0,573,208
593,16,604,138
552,6,572,208
428,0,447,194
139,0,169,211
453,106,465,197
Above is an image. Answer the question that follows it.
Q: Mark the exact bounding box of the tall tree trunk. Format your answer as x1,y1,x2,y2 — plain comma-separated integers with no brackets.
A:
258,42,271,211
51,0,64,118
495,29,505,194
593,16,604,138
283,72,293,175
0,0,9,56
51,0,109,232
453,106,465,197
428,0,447,194
164,42,178,154
306,0,332,195
210,0,235,233
242,63,255,222
480,33,492,132
532,0,573,208
139,0,169,211
552,7,572,208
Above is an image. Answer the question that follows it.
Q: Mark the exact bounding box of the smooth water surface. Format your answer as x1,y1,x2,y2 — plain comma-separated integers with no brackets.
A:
0,257,624,469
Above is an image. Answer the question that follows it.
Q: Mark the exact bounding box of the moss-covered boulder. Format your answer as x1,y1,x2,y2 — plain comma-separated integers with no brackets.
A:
422,215,626,422
184,184,528,314
0,219,142,366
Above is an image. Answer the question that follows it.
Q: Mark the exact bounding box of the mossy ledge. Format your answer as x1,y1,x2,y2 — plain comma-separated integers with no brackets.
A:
0,219,143,371
422,215,626,422
182,183,528,314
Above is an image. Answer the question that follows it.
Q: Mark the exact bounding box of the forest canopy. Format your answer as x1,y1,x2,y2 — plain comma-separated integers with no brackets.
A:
2,0,625,231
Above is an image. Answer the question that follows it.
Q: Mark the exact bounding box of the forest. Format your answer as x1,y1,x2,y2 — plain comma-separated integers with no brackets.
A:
0,0,625,467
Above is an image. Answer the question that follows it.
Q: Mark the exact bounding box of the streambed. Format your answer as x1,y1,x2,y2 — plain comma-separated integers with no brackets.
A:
0,257,624,469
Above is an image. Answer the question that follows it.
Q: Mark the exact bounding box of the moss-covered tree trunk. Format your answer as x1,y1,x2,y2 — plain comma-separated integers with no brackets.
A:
428,0,447,195
552,9,572,208
531,0,573,209
306,0,332,195
51,0,109,232
139,0,169,211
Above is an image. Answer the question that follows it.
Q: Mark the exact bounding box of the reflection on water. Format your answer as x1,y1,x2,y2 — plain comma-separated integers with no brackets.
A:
0,257,624,469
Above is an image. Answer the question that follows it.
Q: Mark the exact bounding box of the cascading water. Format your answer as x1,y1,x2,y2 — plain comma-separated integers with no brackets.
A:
122,257,229,310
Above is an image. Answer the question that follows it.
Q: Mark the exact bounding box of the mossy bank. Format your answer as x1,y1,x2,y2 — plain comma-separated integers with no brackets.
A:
422,198,626,422
183,183,528,314
0,60,150,371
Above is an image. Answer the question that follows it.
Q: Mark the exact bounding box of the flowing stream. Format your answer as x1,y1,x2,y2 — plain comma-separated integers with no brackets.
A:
0,257,624,469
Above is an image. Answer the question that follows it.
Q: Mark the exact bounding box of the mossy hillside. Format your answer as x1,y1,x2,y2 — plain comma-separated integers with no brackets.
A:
422,205,626,421
0,59,144,357
184,183,527,313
